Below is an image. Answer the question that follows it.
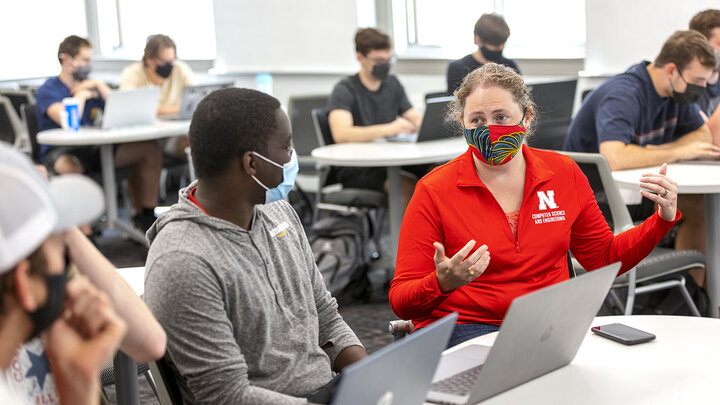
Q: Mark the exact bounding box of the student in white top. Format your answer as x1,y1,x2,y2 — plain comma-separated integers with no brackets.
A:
120,34,196,158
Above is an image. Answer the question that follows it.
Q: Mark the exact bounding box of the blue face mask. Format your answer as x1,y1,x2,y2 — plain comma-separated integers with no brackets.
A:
251,149,298,204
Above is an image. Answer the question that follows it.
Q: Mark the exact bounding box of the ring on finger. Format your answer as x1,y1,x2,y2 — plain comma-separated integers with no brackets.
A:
468,268,475,276
662,188,668,197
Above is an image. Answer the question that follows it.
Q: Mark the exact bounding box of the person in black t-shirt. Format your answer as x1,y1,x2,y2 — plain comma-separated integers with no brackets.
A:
327,28,423,207
446,14,521,94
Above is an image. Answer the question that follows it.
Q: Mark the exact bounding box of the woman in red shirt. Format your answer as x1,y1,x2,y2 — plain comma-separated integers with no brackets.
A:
389,63,681,347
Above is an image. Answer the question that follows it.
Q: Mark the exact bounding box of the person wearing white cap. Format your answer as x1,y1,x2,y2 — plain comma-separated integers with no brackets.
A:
0,143,163,404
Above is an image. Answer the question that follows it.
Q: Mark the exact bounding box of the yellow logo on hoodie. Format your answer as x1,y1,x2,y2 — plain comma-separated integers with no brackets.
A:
270,221,289,238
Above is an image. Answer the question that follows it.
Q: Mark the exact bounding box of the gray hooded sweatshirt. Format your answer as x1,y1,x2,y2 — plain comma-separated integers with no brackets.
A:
144,183,362,404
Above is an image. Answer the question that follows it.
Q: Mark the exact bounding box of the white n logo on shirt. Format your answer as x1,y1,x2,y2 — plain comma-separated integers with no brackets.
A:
537,190,558,210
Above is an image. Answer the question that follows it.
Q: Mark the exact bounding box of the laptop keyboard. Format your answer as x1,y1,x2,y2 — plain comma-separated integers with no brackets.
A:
430,364,484,396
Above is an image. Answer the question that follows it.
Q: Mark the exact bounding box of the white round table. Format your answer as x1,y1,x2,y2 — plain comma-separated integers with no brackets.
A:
612,163,720,317
438,315,720,404
311,138,468,263
38,121,190,244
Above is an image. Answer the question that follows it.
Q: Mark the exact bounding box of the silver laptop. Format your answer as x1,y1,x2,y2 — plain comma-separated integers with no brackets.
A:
101,87,159,130
160,82,234,120
332,312,458,405
427,262,621,404
386,95,456,143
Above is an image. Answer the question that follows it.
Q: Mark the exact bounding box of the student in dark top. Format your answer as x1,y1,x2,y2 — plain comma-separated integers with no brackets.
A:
564,30,720,287
446,13,521,94
35,35,163,231
327,28,422,207
690,9,720,144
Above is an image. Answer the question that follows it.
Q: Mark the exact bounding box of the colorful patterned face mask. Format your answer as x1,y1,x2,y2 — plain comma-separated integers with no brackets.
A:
463,112,526,165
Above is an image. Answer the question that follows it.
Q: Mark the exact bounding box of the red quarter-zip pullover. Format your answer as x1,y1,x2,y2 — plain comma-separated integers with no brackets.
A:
389,147,680,329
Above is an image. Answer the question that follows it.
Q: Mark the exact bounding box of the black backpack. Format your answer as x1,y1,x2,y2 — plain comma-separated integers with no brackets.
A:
309,213,371,305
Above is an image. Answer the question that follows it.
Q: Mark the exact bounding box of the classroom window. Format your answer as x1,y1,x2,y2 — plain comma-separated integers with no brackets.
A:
94,0,216,60
0,0,88,80
390,0,585,59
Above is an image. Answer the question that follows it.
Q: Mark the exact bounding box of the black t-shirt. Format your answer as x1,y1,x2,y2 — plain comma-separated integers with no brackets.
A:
327,74,412,126
446,53,521,94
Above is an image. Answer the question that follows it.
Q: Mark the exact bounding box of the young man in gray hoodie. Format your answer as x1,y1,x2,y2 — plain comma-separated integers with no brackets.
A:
144,88,367,404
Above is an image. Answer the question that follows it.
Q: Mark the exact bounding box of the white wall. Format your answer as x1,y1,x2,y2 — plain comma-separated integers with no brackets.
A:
584,0,718,75
212,0,359,74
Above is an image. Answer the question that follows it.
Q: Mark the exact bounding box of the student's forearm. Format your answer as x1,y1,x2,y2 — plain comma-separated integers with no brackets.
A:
332,123,395,143
665,126,712,146
601,144,682,170
332,345,367,372
64,227,167,362
708,105,720,145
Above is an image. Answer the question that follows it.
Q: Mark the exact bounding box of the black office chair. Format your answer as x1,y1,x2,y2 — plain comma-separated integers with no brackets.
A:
20,103,40,162
148,355,184,405
288,94,329,174
526,79,577,151
0,96,27,149
0,89,35,121
561,151,705,316
311,106,388,258
425,90,450,100
287,95,330,224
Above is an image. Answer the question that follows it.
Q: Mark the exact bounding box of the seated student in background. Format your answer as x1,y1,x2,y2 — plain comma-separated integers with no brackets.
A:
564,30,719,287
389,63,681,348
144,88,367,404
690,9,720,143
328,28,423,208
36,35,163,231
0,143,126,405
120,34,196,158
446,13,521,94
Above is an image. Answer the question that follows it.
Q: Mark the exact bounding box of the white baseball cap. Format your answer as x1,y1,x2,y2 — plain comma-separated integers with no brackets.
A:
0,143,105,273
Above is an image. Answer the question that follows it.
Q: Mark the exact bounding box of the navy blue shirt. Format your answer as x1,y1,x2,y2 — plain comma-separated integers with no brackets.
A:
35,77,105,158
564,62,705,153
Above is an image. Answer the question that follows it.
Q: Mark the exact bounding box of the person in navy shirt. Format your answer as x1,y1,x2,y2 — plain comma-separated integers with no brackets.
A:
35,35,162,231
690,9,720,144
565,30,719,288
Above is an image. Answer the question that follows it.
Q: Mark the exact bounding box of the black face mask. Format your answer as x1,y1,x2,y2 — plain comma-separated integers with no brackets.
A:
72,65,91,81
671,72,706,105
480,46,504,62
27,271,67,338
372,62,391,81
155,62,174,79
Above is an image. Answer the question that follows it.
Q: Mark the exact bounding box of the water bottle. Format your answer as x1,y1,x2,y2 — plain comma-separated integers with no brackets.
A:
61,97,80,131
255,73,273,96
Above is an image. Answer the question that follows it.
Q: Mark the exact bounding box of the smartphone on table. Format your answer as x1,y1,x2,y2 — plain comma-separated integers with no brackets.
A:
591,323,656,345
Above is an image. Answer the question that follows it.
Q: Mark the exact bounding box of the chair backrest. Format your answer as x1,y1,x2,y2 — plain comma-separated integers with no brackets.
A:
526,79,577,151
287,94,328,159
0,89,34,120
0,96,20,145
311,107,334,147
425,90,449,100
559,151,634,234
21,103,40,162
148,355,184,405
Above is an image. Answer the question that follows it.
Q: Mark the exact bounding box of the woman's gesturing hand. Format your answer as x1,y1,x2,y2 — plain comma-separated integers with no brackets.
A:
434,239,490,293
639,163,678,221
